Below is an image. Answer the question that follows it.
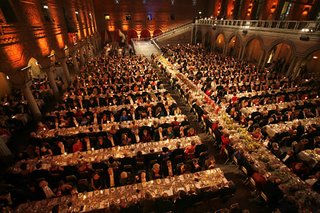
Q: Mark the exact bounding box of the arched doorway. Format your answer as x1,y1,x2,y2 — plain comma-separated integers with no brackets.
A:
140,29,151,39
243,38,264,63
153,29,162,37
28,57,42,78
266,42,294,72
204,32,211,51
227,35,241,57
301,49,320,80
127,29,138,43
196,30,202,44
0,72,10,98
214,33,226,54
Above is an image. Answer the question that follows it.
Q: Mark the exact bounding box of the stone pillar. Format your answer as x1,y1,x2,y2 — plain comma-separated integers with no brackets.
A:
240,46,246,60
72,53,80,73
79,48,85,66
61,57,71,83
22,85,42,119
45,67,59,98
286,57,297,77
260,50,269,68
258,51,266,67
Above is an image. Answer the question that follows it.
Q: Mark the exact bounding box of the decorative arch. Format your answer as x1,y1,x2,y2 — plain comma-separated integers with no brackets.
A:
265,39,296,64
243,36,265,63
243,35,265,50
28,57,41,78
127,29,138,43
226,33,242,57
140,29,151,39
0,72,10,98
300,48,320,79
204,31,211,49
213,32,226,54
153,29,162,37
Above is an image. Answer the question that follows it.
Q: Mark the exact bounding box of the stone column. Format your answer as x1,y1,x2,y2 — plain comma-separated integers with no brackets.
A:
72,53,80,73
61,57,71,83
79,48,85,66
22,85,42,119
260,50,269,68
258,51,266,67
45,67,59,98
286,57,297,77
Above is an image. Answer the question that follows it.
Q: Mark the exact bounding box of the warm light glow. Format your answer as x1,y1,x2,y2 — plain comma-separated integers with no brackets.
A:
75,11,79,15
55,34,65,48
37,38,50,56
43,5,49,9
122,25,129,31
3,44,27,68
302,7,310,16
313,56,318,60
6,76,9,80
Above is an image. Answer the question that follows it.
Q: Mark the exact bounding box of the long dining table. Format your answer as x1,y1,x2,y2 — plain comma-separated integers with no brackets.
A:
11,136,201,174
15,168,230,213
157,55,320,212
36,114,187,139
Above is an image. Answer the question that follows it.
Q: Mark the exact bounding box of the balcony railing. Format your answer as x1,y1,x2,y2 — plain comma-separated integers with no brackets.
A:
195,18,320,33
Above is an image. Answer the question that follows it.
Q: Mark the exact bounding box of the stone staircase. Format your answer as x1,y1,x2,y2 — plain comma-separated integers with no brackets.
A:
132,40,161,59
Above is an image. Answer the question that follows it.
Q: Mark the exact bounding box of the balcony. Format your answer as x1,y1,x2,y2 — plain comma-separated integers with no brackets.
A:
195,18,320,35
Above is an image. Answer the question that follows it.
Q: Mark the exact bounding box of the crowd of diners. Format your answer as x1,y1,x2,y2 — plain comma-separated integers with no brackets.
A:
160,44,320,211
0,45,232,213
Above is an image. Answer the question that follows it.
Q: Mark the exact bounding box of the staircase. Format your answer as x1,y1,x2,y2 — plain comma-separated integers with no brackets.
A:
132,39,161,59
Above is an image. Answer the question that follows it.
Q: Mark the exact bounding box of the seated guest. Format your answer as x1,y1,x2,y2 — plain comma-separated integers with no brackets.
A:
55,141,65,155
40,145,53,157
83,136,91,151
119,110,129,122
38,180,55,199
155,193,174,213
166,127,175,139
184,140,196,157
91,172,104,190
72,138,83,153
191,159,202,172
132,129,140,143
205,158,216,169
281,150,296,166
119,171,133,186
121,133,132,146
187,127,196,137
175,190,189,213
154,127,165,141
251,128,263,141
30,162,51,181
106,133,116,147
141,129,152,143
95,136,108,149
107,157,121,170
106,167,118,188
163,160,174,177
151,163,162,179
142,192,155,213
135,171,148,183
171,142,184,161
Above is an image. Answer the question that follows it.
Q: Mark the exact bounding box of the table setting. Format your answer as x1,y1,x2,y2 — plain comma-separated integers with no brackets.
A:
15,168,229,213
156,55,320,212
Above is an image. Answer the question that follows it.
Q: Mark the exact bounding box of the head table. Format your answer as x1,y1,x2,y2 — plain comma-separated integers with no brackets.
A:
36,114,187,139
157,55,320,212
15,168,229,213
12,136,201,173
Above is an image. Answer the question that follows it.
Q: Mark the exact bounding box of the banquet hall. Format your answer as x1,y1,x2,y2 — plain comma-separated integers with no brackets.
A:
0,0,319,212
